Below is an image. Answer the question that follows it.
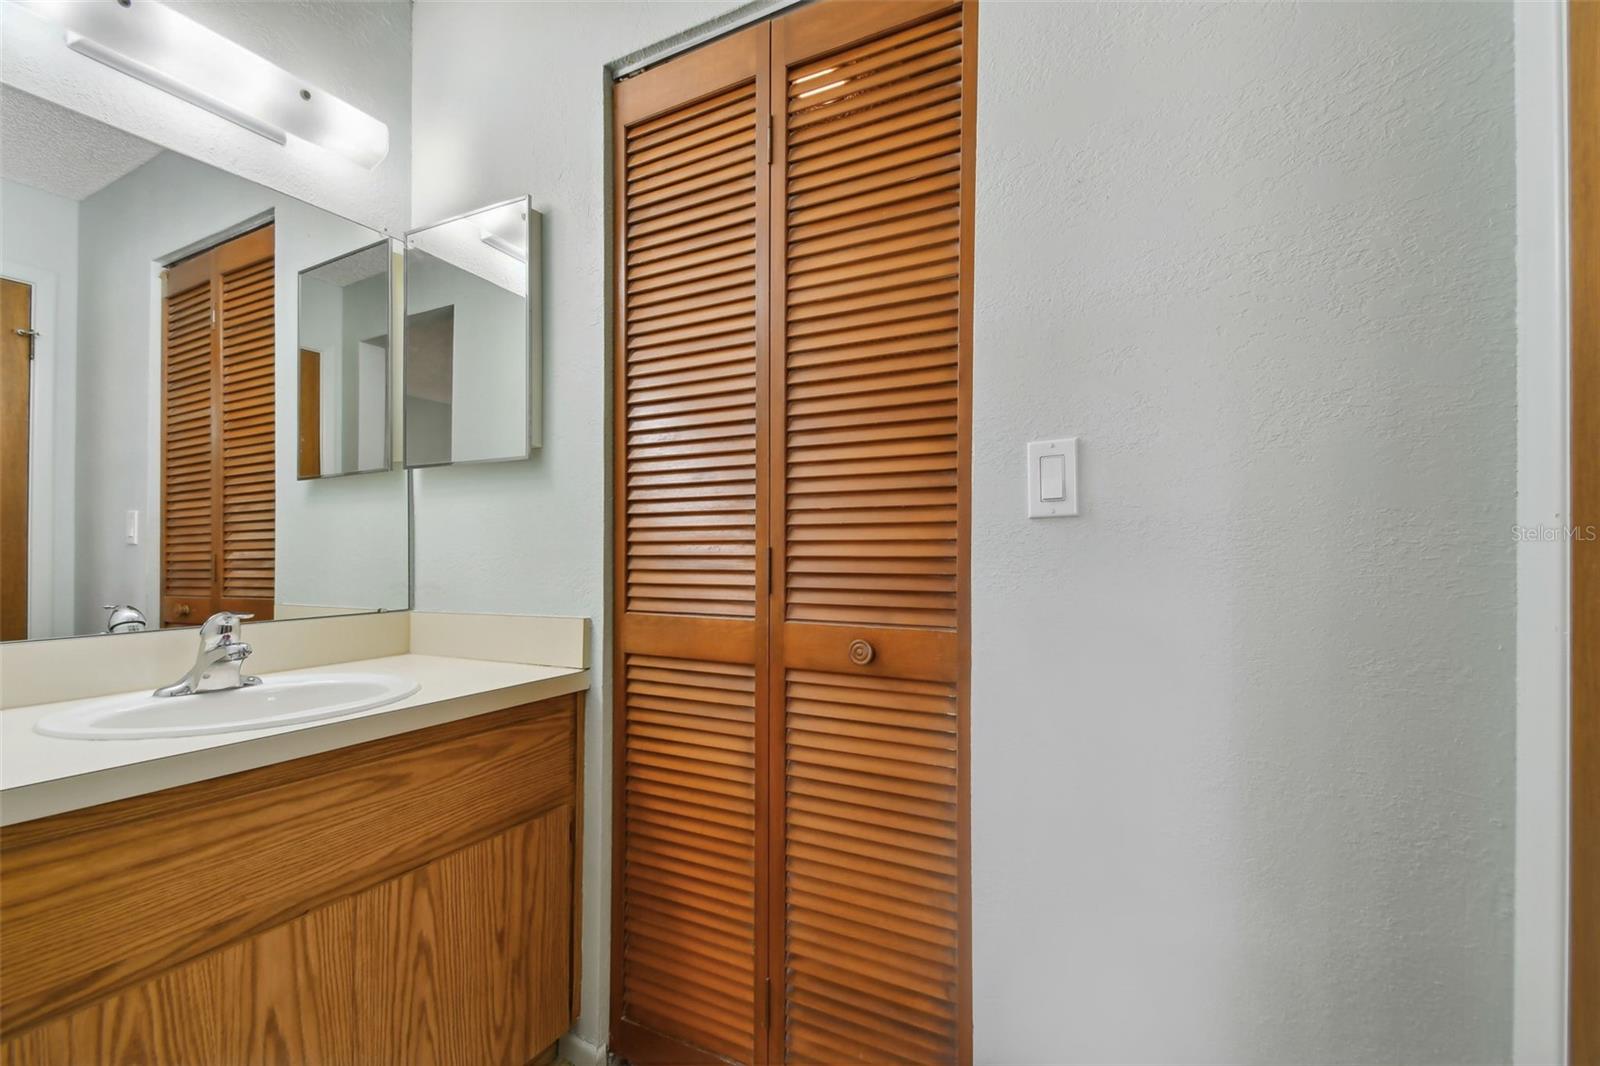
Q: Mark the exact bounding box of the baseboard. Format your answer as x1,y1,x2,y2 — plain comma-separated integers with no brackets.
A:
559,1032,608,1066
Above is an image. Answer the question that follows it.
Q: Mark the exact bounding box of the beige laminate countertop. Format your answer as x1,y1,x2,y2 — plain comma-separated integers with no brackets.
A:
0,653,589,827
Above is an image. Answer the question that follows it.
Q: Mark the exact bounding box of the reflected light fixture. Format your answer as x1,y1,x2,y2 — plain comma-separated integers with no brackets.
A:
21,0,389,169
480,231,527,263
479,204,529,262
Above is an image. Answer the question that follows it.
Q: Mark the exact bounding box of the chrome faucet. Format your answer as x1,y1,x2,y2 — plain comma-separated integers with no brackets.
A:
153,612,261,697
103,604,147,634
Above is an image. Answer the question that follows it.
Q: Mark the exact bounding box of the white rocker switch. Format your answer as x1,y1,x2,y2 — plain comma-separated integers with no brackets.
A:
1027,438,1078,518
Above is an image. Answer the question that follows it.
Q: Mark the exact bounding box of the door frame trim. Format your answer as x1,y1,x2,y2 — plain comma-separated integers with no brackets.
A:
0,267,63,639
1513,2,1573,1062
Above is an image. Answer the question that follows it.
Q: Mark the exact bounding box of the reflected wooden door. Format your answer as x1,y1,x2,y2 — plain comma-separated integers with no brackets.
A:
299,348,322,479
160,224,276,627
0,277,31,641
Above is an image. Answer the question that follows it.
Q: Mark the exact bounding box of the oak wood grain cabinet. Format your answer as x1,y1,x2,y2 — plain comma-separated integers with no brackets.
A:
0,695,583,1066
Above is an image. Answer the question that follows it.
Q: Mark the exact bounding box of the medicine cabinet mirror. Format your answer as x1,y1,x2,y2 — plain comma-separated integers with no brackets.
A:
297,241,396,479
403,197,542,467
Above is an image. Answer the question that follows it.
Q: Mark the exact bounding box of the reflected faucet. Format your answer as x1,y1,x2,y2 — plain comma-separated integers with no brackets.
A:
153,612,261,697
103,604,147,634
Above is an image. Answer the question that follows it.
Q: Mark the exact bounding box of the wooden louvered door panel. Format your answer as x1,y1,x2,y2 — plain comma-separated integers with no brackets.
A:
767,3,973,1063
612,26,770,1066
216,226,276,618
160,268,219,626
613,4,973,1062
160,224,275,627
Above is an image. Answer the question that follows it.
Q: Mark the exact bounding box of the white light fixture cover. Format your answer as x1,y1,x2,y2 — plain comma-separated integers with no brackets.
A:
22,0,389,169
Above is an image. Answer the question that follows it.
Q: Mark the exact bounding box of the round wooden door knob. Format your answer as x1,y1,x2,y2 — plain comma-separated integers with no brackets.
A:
847,639,875,666
176,603,191,618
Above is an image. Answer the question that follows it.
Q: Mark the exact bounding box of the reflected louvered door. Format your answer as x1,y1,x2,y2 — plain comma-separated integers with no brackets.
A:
216,226,276,618
160,225,275,627
612,25,770,1066
767,3,972,1063
160,268,219,626
614,5,972,1063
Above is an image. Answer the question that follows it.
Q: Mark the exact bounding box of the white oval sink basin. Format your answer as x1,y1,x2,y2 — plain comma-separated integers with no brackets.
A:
35,673,421,740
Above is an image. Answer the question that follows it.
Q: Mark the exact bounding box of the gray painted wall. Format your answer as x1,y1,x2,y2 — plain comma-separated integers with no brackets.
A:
410,1,1518,1060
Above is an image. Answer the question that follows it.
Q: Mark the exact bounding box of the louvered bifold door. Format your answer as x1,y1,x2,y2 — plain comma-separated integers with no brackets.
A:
160,224,276,628
215,225,276,619
768,3,973,1063
160,262,220,627
612,25,771,1066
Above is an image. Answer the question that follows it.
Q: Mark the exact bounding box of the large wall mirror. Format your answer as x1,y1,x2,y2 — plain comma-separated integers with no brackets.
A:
404,197,542,467
0,85,410,641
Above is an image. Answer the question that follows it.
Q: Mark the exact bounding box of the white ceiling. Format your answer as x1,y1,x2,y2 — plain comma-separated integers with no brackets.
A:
0,84,163,202
305,241,390,288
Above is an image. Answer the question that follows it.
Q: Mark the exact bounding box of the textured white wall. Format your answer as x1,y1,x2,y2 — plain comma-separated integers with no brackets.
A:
75,151,410,630
970,3,1515,1063
0,178,79,638
0,0,411,234
411,1,1519,1061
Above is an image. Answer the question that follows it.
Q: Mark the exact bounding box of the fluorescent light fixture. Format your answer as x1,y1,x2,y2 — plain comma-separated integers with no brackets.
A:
24,0,388,169
64,32,288,146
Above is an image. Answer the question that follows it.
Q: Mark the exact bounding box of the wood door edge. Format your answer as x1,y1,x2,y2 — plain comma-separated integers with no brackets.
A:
1572,0,1599,1059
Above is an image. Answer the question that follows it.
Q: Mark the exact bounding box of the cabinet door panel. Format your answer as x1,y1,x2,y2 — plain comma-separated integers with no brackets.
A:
2,811,571,1066
0,702,574,1034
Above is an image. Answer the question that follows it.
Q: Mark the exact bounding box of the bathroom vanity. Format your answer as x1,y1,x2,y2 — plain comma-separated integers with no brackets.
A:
0,614,589,1066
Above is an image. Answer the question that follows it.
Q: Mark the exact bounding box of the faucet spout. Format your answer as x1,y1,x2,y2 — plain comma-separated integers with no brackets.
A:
153,612,262,697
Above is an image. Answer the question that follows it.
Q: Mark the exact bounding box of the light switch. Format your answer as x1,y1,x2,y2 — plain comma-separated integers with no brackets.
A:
1026,438,1078,517
125,509,139,545
1039,453,1066,501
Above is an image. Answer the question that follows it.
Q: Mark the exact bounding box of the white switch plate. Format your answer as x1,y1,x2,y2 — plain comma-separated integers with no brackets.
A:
1027,438,1078,517
125,509,139,545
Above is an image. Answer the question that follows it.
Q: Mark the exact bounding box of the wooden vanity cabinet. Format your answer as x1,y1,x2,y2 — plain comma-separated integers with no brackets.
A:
0,695,583,1066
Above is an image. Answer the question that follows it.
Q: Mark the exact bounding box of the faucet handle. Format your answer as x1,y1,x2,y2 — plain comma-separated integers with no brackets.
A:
199,611,254,643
